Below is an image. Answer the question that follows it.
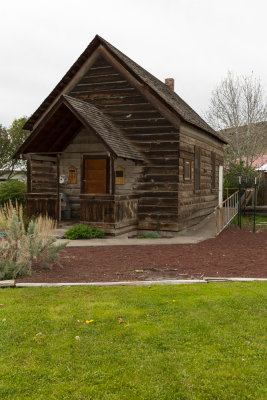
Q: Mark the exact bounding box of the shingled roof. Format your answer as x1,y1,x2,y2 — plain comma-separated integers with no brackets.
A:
15,95,144,160
24,35,226,144
98,36,226,144
62,95,144,161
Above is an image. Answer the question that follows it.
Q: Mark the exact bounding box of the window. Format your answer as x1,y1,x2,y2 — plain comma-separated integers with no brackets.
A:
184,160,192,181
115,167,125,184
194,147,201,190
211,152,216,189
68,166,77,184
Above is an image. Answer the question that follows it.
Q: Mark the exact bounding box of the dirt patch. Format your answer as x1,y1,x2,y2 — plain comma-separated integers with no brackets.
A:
17,227,267,283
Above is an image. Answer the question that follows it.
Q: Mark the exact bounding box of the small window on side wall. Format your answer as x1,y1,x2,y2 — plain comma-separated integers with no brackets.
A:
211,152,216,189
68,166,77,184
194,147,201,190
115,167,125,184
184,160,192,181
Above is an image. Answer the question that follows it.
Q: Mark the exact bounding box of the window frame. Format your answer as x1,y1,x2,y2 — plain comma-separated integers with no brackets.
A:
184,159,192,181
211,152,216,190
194,146,201,191
115,166,125,185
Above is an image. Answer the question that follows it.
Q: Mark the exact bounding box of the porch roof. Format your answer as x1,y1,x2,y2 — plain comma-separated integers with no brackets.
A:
14,95,144,161
63,95,144,161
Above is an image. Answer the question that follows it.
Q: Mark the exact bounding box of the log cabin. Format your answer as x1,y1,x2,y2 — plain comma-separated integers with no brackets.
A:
15,35,227,235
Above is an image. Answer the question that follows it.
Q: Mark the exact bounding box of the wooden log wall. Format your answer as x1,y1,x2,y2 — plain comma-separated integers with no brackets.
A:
30,156,58,194
26,194,58,220
80,194,139,235
178,123,224,230
114,158,143,195
27,156,59,220
69,56,179,231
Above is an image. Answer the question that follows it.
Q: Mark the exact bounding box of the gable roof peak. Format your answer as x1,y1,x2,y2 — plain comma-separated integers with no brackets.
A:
23,35,226,144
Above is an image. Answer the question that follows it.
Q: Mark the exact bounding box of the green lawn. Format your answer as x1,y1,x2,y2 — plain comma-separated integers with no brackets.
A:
232,214,267,228
0,283,266,400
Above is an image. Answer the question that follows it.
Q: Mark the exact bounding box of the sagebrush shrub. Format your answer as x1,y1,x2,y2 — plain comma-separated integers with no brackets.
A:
0,202,66,280
64,224,104,239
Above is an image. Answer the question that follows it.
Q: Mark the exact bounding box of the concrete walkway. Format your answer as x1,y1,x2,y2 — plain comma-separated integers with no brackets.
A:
55,212,217,247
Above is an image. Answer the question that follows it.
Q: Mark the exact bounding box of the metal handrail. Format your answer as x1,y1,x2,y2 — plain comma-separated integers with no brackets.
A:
215,190,238,235
215,188,255,235
215,190,250,235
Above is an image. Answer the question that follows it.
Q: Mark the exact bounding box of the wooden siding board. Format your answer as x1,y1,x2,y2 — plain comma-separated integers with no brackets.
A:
177,124,223,230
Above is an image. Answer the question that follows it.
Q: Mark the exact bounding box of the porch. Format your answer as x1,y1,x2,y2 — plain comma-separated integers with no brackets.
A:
25,152,140,235
26,192,139,236
80,194,139,235
19,95,144,235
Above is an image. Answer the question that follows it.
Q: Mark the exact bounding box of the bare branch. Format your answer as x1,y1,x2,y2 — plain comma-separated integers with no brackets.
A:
205,71,267,165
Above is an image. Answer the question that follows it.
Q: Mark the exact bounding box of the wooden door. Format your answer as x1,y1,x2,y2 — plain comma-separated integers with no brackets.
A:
84,158,107,194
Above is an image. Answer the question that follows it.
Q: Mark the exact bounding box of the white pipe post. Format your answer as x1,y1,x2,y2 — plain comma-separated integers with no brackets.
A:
219,166,223,205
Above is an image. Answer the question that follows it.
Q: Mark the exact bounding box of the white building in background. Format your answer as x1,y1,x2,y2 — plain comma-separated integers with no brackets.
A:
0,163,26,182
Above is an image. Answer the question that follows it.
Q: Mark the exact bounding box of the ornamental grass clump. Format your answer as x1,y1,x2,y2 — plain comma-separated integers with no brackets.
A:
64,224,104,239
0,202,66,280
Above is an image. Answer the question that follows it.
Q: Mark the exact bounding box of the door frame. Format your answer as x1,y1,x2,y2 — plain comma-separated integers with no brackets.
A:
81,155,110,194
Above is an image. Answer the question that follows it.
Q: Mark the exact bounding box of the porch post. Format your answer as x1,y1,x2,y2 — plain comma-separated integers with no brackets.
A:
26,156,32,194
57,154,60,222
111,155,115,195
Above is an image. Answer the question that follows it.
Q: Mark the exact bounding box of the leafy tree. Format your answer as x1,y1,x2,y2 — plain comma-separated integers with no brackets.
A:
0,124,10,173
224,161,259,189
206,72,267,166
0,117,30,178
0,179,26,206
223,161,263,203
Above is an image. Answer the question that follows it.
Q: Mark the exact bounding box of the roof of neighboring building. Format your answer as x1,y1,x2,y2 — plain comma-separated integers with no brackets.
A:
63,95,144,161
256,163,267,172
253,154,267,171
23,35,226,144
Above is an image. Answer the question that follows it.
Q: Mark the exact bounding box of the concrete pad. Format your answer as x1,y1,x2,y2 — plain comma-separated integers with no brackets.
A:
56,236,203,247
53,212,217,247
0,280,15,287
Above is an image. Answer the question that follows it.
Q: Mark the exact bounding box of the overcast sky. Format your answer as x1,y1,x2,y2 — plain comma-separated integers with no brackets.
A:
1,0,266,128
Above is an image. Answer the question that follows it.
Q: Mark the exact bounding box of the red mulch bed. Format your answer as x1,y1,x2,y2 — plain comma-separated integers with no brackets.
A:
17,227,267,283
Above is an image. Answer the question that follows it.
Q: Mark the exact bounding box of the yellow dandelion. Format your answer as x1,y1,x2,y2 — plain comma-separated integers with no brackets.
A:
172,300,176,303
86,319,94,324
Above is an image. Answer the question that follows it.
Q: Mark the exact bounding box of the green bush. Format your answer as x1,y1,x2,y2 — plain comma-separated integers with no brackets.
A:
64,224,105,240
0,179,26,206
137,232,161,239
223,161,264,202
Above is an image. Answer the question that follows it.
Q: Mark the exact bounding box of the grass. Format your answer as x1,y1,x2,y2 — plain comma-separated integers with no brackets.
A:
232,214,267,228
0,283,266,399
